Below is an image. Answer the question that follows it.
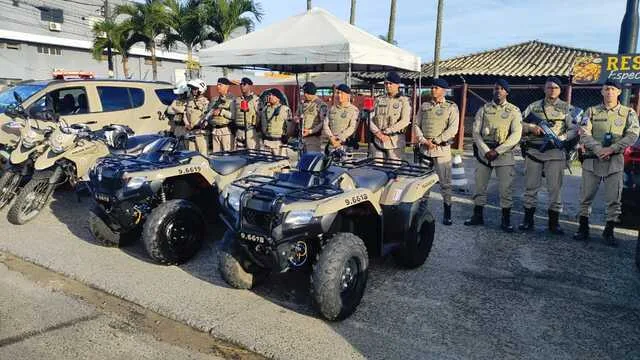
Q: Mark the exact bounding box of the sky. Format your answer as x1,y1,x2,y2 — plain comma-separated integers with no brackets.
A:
253,0,630,62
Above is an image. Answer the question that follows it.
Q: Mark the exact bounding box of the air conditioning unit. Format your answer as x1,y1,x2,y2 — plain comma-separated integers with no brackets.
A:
49,22,62,32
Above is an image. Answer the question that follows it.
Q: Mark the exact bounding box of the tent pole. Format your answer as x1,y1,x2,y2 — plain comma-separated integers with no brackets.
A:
348,62,352,87
296,73,305,153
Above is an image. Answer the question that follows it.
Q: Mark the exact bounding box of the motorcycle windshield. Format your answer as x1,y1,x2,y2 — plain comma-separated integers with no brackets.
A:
0,84,46,114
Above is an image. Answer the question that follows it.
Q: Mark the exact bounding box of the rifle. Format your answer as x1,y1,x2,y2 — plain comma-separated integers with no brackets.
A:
524,112,564,152
196,96,225,130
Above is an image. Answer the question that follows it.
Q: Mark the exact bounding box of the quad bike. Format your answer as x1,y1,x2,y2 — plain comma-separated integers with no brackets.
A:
216,147,439,320
6,121,162,225
87,137,291,265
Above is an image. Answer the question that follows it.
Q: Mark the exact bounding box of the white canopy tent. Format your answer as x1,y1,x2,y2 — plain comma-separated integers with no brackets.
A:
198,7,421,75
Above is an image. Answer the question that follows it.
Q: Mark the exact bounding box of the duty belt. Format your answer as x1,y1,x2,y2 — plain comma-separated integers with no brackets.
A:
263,135,282,141
213,124,229,129
234,125,255,130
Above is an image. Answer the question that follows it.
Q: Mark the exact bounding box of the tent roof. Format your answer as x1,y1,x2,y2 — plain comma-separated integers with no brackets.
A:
199,7,421,73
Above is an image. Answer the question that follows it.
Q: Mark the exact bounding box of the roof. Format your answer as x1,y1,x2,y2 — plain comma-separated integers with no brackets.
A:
199,7,421,73
357,40,607,81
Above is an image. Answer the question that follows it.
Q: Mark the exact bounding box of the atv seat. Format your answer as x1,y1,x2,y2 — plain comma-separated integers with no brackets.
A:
111,134,163,155
209,156,248,176
347,167,389,192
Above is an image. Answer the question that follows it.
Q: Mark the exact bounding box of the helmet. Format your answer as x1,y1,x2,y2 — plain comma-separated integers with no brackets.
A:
173,80,188,95
103,124,133,149
187,79,207,93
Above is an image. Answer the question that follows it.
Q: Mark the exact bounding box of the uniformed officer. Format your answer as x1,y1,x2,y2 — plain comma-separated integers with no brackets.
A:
297,82,327,152
184,79,210,156
369,71,411,160
573,80,639,245
414,78,459,225
323,84,359,150
233,77,260,150
206,77,236,153
464,79,522,232
166,80,188,138
260,90,292,156
519,77,578,234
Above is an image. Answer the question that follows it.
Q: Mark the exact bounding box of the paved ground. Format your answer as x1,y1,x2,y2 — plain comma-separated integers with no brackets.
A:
0,154,639,360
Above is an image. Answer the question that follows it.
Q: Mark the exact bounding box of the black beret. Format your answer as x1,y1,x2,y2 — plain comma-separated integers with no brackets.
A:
302,82,317,95
545,77,562,87
336,84,351,94
495,78,510,93
604,79,622,89
431,78,449,89
217,77,232,85
385,71,402,84
240,77,253,85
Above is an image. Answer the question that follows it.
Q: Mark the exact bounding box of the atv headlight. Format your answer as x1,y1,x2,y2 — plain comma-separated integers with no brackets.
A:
226,185,244,212
124,176,147,191
284,210,315,226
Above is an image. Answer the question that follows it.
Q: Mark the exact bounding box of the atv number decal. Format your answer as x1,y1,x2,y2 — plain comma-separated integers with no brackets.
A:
240,232,266,244
178,166,201,175
344,193,368,206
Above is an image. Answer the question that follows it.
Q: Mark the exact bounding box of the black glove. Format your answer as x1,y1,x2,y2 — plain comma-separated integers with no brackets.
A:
280,135,289,144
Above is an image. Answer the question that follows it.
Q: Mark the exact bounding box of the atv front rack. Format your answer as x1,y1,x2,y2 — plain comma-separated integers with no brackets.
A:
211,149,288,164
336,157,434,178
234,174,343,202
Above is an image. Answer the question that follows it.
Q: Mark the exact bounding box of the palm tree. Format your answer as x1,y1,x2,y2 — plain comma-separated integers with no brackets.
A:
307,0,312,10
349,0,356,25
91,19,138,78
116,0,172,80
387,0,396,44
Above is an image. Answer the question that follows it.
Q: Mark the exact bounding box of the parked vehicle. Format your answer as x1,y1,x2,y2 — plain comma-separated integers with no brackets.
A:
621,137,640,228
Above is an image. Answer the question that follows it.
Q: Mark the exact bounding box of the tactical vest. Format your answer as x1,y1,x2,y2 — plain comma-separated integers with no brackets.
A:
589,104,630,144
420,101,453,138
374,95,406,132
211,94,234,126
262,105,289,137
328,104,358,135
185,96,208,124
481,102,517,144
525,99,569,143
233,95,258,127
171,99,186,123
302,98,326,131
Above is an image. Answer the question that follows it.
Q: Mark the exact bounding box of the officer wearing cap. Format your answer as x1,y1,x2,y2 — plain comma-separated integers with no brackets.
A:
465,79,522,232
205,77,236,152
369,71,411,160
573,80,639,245
166,80,189,138
414,78,459,225
232,77,260,150
519,77,578,234
260,89,292,156
297,82,328,152
184,78,210,156
323,84,359,150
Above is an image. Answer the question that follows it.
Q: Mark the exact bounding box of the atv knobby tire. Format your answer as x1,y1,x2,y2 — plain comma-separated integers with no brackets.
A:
394,205,435,269
0,170,20,209
218,230,269,289
311,232,368,321
88,205,139,247
142,199,205,265
7,172,55,225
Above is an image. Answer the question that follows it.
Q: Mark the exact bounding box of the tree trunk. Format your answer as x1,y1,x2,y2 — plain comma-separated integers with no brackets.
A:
307,0,311,10
151,45,158,81
122,55,129,79
387,0,397,43
350,0,356,25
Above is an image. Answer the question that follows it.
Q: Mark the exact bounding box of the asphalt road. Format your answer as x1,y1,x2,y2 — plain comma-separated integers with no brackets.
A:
0,154,638,360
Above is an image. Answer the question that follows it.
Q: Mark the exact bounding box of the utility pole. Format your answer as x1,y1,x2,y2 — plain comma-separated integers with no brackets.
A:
105,0,114,78
350,0,356,25
387,0,397,44
433,0,444,78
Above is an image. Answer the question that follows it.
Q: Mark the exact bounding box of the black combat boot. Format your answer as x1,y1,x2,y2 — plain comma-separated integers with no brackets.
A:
518,207,535,231
602,221,618,247
443,203,453,226
573,216,589,241
501,208,514,233
464,206,484,226
547,210,564,235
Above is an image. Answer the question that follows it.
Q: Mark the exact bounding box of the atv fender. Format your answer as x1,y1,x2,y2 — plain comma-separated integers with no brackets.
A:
35,149,65,171
314,188,381,217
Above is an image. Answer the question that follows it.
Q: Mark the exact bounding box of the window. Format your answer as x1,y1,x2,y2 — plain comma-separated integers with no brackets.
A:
5,42,20,50
26,87,88,118
154,88,176,106
130,88,144,108
97,86,146,112
37,46,62,56
38,7,64,23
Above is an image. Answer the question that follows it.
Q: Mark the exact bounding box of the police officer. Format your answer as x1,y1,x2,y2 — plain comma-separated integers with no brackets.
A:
573,80,639,245
297,82,327,152
233,77,260,150
519,77,578,234
464,79,522,232
414,78,459,225
260,90,292,156
206,77,236,153
369,71,411,160
323,84,359,150
166,80,188,138
184,79,210,156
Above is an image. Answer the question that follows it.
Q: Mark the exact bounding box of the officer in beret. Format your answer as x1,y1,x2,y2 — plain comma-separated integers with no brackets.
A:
323,84,359,150
205,77,236,152
297,82,328,152
369,71,411,160
465,79,522,232
260,89,292,156
573,80,639,245
233,77,260,150
414,78,459,225
519,77,578,234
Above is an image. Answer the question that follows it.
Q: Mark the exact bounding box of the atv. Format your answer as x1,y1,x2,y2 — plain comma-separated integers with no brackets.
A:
6,121,162,225
217,148,439,321
87,139,291,265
